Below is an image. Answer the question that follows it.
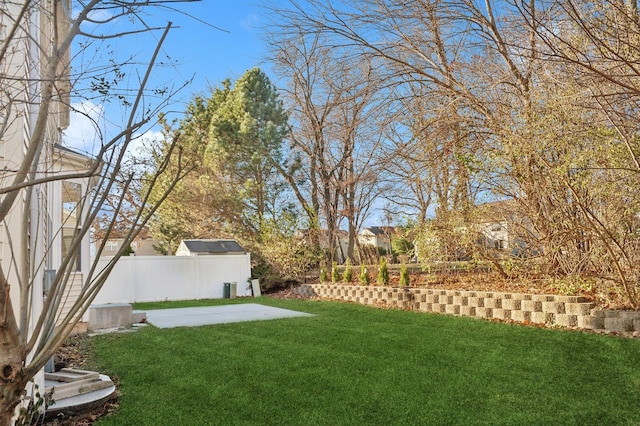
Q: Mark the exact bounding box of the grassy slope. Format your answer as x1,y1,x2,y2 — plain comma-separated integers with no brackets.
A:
93,298,640,425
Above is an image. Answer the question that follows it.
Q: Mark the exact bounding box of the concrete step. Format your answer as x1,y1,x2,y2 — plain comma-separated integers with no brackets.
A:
45,368,114,400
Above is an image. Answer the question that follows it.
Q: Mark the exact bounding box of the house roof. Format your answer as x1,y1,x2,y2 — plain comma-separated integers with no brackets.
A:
297,228,349,236
477,199,518,223
362,226,395,236
53,143,94,168
53,143,102,186
181,239,246,254
54,143,91,159
102,226,150,241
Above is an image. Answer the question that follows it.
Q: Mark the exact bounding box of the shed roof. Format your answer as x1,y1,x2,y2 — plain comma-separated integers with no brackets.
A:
181,239,246,254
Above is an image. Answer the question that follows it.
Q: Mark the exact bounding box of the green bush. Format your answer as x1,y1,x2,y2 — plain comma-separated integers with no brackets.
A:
342,259,353,283
331,262,339,283
359,263,370,285
377,257,390,286
399,264,410,287
248,217,325,290
320,267,328,283
392,236,414,256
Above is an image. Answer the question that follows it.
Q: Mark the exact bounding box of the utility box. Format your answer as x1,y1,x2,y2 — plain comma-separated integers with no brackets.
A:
251,279,261,297
223,282,231,299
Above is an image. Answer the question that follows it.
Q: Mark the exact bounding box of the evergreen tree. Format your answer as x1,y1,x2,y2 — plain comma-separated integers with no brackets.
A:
147,69,290,248
342,258,353,283
359,263,370,285
377,257,390,286
399,264,410,287
331,261,339,283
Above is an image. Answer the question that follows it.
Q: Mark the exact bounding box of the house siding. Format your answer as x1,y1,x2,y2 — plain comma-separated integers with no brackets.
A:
56,272,83,326
1,0,73,407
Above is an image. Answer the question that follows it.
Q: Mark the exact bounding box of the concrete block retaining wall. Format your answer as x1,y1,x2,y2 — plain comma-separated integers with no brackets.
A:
293,284,640,333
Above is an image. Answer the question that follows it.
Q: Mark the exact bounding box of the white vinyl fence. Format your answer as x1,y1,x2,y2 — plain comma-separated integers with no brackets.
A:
91,254,253,304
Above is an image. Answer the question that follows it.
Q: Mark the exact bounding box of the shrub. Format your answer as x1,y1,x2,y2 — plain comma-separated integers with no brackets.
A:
359,245,379,265
331,262,339,283
399,264,410,287
392,236,414,257
377,257,389,286
359,263,370,285
249,217,325,289
342,259,353,283
320,267,328,283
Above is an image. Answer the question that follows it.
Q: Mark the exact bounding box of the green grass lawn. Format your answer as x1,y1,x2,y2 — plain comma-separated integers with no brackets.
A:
90,298,640,425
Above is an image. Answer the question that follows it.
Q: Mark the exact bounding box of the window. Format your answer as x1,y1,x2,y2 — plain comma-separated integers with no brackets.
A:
62,181,82,271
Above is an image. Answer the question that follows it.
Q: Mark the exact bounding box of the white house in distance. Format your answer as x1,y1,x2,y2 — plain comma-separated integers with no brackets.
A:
99,227,160,257
476,200,520,253
358,226,394,254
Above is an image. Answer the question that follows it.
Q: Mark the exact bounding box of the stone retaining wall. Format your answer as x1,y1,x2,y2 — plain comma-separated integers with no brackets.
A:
293,284,640,333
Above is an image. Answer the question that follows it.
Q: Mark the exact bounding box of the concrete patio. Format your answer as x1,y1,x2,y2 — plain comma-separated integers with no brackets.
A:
144,303,315,328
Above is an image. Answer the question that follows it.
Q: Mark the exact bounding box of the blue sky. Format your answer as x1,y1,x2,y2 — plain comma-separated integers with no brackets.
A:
63,1,391,226
64,1,278,153
150,1,271,99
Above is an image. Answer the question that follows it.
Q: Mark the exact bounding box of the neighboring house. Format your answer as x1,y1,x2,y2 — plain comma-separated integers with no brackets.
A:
475,200,530,256
99,227,161,257
412,200,528,261
297,228,350,262
479,221,509,250
176,239,247,256
476,201,512,251
102,238,160,256
359,226,395,254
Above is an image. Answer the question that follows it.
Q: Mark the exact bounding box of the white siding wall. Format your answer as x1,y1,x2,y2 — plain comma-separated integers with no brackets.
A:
175,241,191,256
90,255,253,305
56,272,83,326
479,220,509,250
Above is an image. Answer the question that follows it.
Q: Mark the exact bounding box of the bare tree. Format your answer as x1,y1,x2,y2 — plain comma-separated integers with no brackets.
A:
0,1,200,421
324,55,391,262
270,1,525,258
516,0,640,172
511,0,640,305
265,23,390,263
269,0,640,307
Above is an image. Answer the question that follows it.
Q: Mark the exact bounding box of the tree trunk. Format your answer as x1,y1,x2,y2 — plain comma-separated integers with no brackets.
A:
0,279,28,425
0,376,29,426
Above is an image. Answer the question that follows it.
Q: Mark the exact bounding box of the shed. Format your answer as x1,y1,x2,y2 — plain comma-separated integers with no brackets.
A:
175,239,246,256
